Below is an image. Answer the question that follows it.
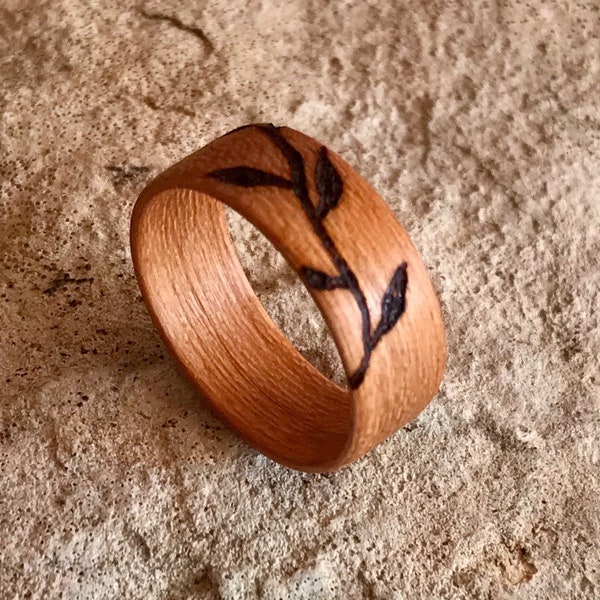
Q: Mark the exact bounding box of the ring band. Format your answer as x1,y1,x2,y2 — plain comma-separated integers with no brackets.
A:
130,124,446,472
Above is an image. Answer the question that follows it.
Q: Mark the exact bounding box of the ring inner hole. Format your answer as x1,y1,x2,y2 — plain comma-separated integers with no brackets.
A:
225,205,346,388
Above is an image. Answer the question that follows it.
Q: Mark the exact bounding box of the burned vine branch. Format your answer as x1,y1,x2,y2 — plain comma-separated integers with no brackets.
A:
207,124,408,389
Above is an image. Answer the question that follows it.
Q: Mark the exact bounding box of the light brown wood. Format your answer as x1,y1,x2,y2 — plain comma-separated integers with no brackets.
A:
130,124,446,472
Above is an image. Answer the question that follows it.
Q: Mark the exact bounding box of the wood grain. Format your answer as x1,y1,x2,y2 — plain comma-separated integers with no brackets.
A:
130,124,446,472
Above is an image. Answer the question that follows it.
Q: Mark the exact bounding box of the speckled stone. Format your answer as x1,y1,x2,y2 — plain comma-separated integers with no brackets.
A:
1,1,599,598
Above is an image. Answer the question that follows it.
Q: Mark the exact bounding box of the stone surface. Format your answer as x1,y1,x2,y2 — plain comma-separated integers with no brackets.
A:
1,1,599,598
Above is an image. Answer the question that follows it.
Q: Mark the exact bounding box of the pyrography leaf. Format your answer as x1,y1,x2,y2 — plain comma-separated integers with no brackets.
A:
315,146,343,219
207,166,292,188
300,266,349,291
373,262,408,342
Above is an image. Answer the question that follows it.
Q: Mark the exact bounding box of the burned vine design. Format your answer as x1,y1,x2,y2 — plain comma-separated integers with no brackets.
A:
208,124,408,389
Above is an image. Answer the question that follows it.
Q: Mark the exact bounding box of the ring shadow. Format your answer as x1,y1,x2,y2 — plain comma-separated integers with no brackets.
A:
2,184,346,473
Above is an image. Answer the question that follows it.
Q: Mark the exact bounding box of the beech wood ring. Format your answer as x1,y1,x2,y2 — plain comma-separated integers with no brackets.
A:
130,124,446,472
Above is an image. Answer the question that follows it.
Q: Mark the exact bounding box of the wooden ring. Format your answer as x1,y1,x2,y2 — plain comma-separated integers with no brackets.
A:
130,124,446,472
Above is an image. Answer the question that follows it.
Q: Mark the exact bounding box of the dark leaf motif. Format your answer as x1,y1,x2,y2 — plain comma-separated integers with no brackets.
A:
315,146,343,219
373,262,408,343
208,166,292,189
300,266,349,290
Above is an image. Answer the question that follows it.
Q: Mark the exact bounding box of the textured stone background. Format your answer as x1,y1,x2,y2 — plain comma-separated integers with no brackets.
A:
1,1,599,598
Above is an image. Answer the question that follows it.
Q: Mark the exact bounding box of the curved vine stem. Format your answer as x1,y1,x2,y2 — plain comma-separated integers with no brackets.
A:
208,124,408,389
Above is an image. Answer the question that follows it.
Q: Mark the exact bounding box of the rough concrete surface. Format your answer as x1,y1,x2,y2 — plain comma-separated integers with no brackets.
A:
1,1,599,598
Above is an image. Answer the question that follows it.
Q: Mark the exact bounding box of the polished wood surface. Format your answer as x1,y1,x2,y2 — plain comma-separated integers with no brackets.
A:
130,124,446,472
